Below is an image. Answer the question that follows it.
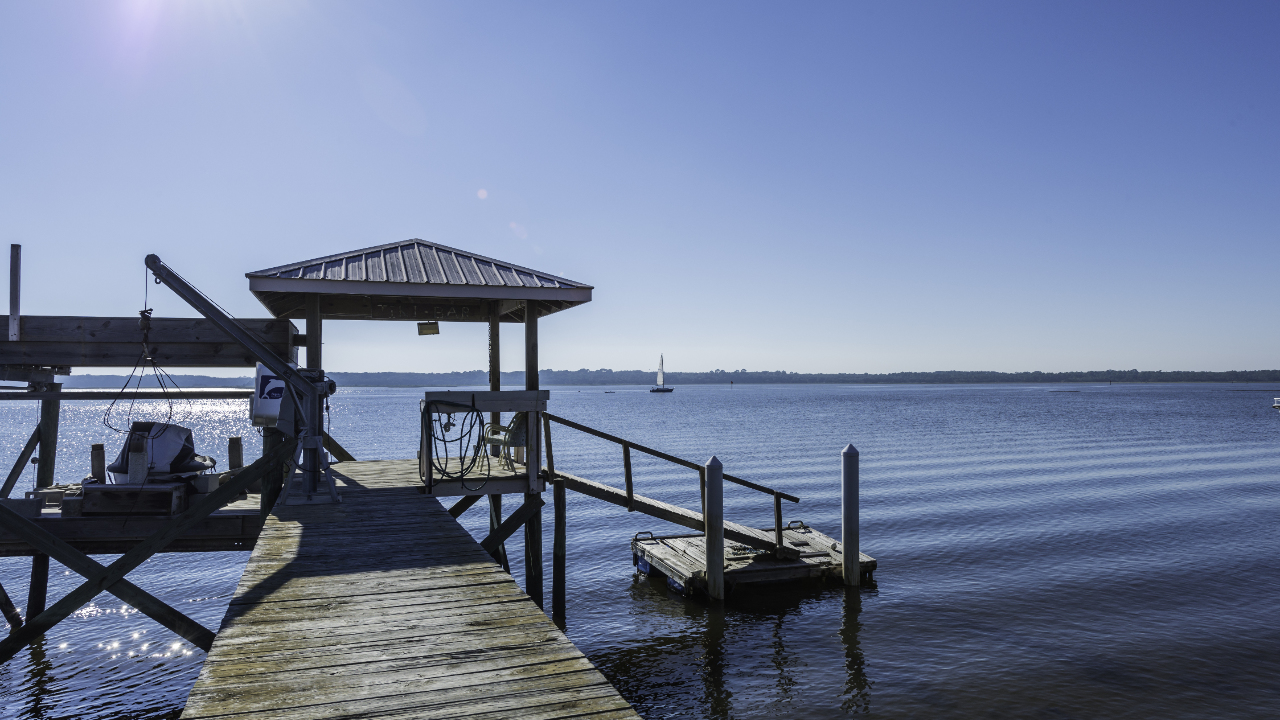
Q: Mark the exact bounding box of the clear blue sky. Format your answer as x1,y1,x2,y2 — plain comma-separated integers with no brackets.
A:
2,1,1277,375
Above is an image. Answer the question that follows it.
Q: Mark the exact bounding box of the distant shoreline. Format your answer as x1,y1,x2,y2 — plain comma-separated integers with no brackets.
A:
39,369,1280,389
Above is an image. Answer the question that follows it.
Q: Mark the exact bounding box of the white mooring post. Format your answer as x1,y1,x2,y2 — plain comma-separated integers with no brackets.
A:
704,456,724,600
842,444,860,587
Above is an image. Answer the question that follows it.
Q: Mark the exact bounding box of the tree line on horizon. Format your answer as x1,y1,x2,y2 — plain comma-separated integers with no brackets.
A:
57,368,1280,389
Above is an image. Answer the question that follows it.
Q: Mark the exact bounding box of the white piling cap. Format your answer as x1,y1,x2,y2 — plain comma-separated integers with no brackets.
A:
705,455,722,469
842,444,859,456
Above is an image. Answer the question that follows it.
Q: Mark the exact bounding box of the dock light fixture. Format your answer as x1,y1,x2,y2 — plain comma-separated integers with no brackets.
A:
417,321,440,336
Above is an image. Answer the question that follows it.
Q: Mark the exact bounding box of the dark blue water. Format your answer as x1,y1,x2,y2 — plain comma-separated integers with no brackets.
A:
2,383,1278,718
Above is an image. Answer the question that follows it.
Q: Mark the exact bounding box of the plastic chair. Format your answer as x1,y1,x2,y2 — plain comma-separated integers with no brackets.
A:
481,413,527,470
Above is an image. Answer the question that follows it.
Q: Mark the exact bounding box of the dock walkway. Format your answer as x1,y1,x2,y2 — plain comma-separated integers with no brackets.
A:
181,459,638,720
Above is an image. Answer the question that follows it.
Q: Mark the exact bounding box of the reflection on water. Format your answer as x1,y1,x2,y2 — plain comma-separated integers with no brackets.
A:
593,571,872,719
2,384,1280,718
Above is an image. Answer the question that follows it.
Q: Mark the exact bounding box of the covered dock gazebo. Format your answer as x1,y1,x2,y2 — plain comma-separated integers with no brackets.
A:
246,239,594,605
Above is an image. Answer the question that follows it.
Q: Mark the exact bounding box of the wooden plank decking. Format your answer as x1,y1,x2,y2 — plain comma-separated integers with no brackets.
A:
181,459,639,720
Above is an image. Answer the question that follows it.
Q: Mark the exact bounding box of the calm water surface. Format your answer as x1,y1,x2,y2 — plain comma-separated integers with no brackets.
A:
0,383,1277,719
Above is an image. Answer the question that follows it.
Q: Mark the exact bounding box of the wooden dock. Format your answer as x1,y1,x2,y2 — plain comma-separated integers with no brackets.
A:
181,459,639,720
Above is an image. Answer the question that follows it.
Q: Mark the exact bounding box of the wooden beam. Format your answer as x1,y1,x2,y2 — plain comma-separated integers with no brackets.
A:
0,390,251,401
322,433,356,462
0,426,39,498
0,316,297,367
480,495,544,561
447,494,482,519
0,316,296,344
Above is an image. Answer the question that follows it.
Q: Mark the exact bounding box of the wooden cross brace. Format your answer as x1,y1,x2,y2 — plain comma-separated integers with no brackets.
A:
479,494,544,563
0,439,296,663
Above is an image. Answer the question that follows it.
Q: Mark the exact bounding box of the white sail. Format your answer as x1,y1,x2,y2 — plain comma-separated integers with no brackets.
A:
657,355,664,387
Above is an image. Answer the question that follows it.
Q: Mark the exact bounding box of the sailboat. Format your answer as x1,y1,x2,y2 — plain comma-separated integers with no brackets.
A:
650,354,674,393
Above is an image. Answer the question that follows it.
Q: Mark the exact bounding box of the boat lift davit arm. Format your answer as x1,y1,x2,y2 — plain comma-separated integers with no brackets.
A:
144,254,333,500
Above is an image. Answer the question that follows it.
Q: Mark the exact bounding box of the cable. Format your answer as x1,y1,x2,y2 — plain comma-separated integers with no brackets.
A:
423,400,491,491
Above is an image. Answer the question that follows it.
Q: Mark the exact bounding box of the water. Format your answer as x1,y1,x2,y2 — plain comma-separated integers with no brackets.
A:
1,383,1278,718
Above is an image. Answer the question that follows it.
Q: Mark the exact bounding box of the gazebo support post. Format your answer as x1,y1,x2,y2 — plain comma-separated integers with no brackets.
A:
487,302,508,572
523,301,543,609
303,293,323,495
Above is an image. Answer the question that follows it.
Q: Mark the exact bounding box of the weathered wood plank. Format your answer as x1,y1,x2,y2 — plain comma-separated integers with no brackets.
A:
182,458,638,720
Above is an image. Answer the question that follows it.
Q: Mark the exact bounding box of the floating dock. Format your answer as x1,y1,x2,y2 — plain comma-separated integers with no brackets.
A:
181,459,640,720
633,525,875,598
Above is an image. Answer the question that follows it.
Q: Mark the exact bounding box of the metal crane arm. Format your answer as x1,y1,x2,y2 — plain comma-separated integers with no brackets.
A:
144,254,315,399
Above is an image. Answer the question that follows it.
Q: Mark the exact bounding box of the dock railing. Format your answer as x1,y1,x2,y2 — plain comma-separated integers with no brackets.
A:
542,413,799,551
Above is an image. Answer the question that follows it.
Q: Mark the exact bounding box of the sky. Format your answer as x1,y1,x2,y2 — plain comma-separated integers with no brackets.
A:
1,1,1277,375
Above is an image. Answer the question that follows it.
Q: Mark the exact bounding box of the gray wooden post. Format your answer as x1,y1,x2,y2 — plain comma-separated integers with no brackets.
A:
26,554,48,618
8,244,19,342
487,302,508,568
523,301,542,608
842,444,859,587
704,456,724,600
545,414,565,628
90,444,105,483
36,384,60,489
261,427,284,495
228,437,243,469
303,294,322,495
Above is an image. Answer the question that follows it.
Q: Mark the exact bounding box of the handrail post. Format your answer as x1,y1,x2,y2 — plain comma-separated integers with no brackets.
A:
704,456,724,600
842,444,860,587
699,466,706,521
622,444,633,511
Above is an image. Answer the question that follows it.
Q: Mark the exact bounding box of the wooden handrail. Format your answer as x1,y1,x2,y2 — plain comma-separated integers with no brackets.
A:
543,413,799,503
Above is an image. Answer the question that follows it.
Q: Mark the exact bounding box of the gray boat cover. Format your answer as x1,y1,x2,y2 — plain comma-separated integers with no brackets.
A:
105,422,216,484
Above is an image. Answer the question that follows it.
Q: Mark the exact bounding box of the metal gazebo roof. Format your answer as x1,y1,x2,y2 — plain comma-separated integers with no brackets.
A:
246,240,593,322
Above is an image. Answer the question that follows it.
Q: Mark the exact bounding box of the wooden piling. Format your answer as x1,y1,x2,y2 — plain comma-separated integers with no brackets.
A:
488,493,509,572
842,444,859,587
524,300,542,608
36,384,60,489
545,414,566,627
8,244,19,342
26,553,48,618
303,294,322,495
486,301,508,572
90,444,105,483
228,437,243,470
261,427,285,494
704,456,724,600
